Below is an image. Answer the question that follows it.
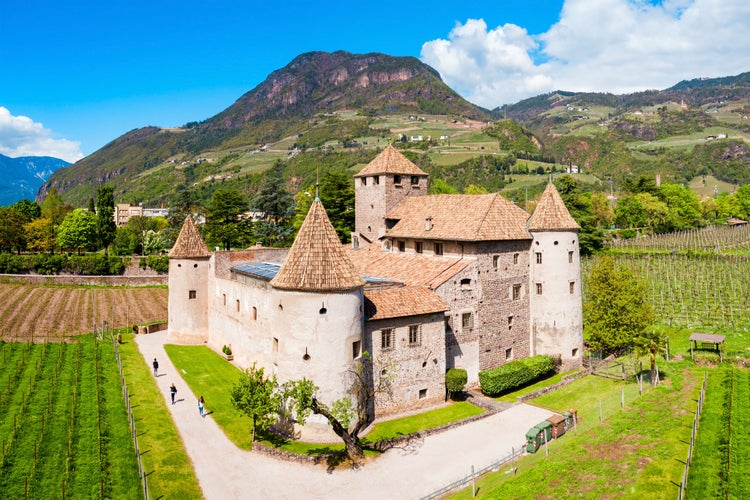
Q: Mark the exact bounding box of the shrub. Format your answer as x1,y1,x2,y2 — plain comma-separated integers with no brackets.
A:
144,255,169,273
478,355,555,397
446,368,468,399
222,345,232,355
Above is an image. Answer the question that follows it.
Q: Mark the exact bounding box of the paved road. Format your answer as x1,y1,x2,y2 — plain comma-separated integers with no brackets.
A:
136,331,553,499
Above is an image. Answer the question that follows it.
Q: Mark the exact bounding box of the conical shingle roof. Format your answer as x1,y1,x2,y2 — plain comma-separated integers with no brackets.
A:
270,200,365,292
354,145,428,177
170,216,212,258
527,183,581,232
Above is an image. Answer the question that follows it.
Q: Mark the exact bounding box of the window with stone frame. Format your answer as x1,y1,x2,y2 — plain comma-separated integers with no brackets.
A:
408,325,422,346
505,347,513,360
513,253,519,264
352,340,362,359
434,242,444,255
411,176,420,185
394,175,402,185
189,290,197,300
536,252,542,264
512,284,521,300
462,312,473,330
569,251,574,263
569,281,576,294
536,282,543,295
381,328,394,350
493,255,499,269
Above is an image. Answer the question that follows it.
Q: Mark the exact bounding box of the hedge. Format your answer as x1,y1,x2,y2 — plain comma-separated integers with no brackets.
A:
478,355,555,397
0,253,127,275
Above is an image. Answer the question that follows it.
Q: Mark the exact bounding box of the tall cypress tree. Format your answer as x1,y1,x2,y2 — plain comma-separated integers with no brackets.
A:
96,186,117,256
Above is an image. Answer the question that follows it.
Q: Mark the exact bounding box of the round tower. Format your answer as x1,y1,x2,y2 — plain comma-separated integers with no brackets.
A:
167,217,212,344
528,183,583,370
269,199,366,410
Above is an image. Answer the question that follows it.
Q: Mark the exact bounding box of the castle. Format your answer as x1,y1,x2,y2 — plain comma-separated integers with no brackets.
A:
168,146,583,423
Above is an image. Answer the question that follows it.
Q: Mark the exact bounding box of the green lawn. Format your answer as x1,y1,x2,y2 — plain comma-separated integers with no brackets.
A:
164,344,485,456
496,370,575,403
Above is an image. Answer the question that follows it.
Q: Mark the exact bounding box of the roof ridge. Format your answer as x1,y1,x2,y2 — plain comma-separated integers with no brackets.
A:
170,216,212,258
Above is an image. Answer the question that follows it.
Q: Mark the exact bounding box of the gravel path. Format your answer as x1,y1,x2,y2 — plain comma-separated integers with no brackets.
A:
136,331,553,499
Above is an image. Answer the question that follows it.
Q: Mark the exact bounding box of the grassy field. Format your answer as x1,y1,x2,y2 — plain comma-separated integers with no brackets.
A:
452,364,699,499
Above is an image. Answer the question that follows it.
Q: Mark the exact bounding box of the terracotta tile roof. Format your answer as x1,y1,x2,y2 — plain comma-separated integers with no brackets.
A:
169,217,212,258
364,285,449,320
354,145,428,177
527,183,581,232
270,200,365,292
347,244,473,289
385,193,531,241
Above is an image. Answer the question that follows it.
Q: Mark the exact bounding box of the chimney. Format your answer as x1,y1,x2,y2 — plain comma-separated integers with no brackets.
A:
425,217,433,231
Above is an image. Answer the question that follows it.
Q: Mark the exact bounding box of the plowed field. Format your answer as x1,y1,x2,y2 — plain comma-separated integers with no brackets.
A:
0,283,168,341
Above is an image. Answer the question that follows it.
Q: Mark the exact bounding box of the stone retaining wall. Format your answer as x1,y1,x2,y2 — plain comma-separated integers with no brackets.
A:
0,274,167,286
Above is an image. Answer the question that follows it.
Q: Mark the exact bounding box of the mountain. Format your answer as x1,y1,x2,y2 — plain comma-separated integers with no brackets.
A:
39,51,492,206
0,154,70,206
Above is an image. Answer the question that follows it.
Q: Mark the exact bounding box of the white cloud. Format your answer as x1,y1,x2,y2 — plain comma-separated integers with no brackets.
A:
0,107,83,163
421,0,750,109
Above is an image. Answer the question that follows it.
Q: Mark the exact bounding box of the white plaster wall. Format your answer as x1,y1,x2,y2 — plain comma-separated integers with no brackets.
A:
529,231,583,367
208,276,364,405
167,257,210,344
446,340,480,385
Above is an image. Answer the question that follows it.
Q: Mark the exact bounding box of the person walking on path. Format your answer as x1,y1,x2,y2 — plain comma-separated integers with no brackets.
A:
198,396,205,417
152,358,159,377
170,383,177,405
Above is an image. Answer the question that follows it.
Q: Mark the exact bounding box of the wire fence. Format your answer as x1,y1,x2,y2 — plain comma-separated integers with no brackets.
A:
107,327,150,500
678,372,708,500
420,445,526,499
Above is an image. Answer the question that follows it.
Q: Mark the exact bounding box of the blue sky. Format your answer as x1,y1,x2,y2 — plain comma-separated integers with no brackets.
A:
1,0,749,162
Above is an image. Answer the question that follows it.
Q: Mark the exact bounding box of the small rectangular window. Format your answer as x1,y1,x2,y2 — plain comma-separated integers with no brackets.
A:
381,329,394,350
492,255,499,269
434,242,443,255
394,175,402,185
352,340,361,359
569,251,574,263
222,293,226,306
408,325,421,346
462,312,473,330
398,240,405,252
415,241,423,254
570,281,575,294
411,176,419,185
189,290,196,300
508,315,514,327
418,388,427,399
273,337,279,353
236,299,240,312
536,252,543,264
512,284,521,301
460,278,472,290
505,347,513,360
536,282,543,295
513,253,519,264
373,175,380,185
361,177,367,186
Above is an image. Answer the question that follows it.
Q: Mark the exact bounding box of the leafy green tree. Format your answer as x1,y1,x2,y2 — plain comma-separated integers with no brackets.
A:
40,187,72,226
658,183,702,231
282,353,394,464
24,218,56,253
96,186,117,255
205,188,251,250
621,174,660,196
168,188,201,229
554,175,604,255
734,184,750,221
429,178,459,194
319,169,355,243
584,256,654,355
9,199,41,223
230,363,279,443
635,192,670,233
57,208,98,255
253,165,294,246
0,207,27,253
464,184,489,194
